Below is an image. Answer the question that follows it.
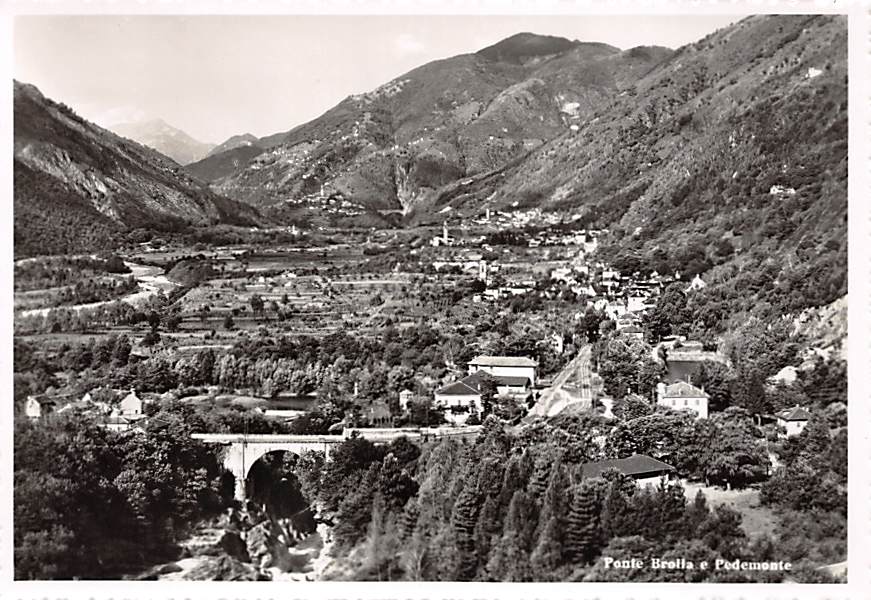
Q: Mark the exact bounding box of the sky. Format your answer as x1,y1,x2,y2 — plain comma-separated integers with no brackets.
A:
14,15,745,144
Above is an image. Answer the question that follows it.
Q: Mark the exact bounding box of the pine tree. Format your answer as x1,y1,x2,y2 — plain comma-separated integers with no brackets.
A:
485,490,534,581
682,489,710,538
399,498,419,539
529,515,564,579
600,481,633,540
564,482,601,564
473,494,502,568
451,478,480,580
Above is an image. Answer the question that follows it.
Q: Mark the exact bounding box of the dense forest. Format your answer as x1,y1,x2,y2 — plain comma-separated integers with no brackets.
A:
14,406,845,581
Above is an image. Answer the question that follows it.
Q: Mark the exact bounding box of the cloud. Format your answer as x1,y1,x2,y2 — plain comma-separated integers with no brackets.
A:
394,33,426,56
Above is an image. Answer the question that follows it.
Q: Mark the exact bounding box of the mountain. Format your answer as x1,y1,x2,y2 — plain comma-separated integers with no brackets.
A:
206,133,262,158
435,15,847,325
210,33,672,225
185,144,266,184
13,81,259,257
110,118,215,164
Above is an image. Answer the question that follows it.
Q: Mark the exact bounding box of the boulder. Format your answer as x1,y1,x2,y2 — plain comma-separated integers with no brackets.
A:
183,555,269,581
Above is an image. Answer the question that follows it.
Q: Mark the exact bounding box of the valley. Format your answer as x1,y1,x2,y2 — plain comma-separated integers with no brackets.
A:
11,13,849,584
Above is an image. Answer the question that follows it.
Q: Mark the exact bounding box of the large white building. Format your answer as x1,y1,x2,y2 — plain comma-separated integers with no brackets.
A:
656,381,709,419
467,355,538,387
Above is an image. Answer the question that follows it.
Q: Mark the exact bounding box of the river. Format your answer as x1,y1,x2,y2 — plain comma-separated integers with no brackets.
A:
18,261,177,318
137,519,335,581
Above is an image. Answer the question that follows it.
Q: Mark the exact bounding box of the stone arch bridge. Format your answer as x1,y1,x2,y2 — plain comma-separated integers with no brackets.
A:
192,427,481,502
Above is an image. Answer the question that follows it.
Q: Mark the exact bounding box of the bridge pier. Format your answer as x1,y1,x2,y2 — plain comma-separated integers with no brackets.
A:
234,472,247,504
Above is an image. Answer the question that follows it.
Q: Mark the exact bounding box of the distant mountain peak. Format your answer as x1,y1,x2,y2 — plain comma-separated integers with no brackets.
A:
476,32,592,64
110,118,215,164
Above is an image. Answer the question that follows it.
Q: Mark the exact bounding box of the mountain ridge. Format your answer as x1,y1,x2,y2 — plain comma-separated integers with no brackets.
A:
13,80,260,257
110,118,216,165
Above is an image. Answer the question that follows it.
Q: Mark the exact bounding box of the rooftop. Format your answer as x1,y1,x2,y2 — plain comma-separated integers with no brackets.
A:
463,371,531,388
777,406,812,421
469,355,538,368
581,454,675,479
661,381,708,398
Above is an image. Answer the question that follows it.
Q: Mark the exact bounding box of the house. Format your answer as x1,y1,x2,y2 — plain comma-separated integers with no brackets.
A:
25,395,56,420
685,274,707,292
581,454,677,488
434,370,533,425
433,380,483,425
366,401,393,427
656,381,709,419
119,390,144,416
776,406,811,437
468,355,538,387
399,389,414,412
620,325,645,340
102,415,134,432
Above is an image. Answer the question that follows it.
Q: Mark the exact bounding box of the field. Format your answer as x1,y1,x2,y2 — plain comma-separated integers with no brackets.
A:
683,482,779,539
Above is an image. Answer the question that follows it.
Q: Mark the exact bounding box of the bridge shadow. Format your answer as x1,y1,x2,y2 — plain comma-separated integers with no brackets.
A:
240,450,317,541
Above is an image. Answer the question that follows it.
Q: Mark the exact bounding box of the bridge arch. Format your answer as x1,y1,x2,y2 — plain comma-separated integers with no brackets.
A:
193,434,339,503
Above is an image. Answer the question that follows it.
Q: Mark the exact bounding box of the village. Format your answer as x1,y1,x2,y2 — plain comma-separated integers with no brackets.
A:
19,216,822,494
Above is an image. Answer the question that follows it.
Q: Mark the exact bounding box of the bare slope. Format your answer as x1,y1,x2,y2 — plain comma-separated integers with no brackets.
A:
13,81,259,257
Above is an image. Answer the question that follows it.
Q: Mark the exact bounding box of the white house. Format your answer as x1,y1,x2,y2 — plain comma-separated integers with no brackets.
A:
468,355,538,387
433,380,483,425
434,370,533,425
25,395,56,420
685,274,707,292
776,406,811,437
119,390,143,416
656,381,709,419
399,389,414,412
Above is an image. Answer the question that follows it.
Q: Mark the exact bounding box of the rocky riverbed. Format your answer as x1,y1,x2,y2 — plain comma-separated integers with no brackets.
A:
133,511,335,581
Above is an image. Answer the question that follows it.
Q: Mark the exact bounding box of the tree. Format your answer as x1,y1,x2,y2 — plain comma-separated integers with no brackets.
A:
249,294,264,319
644,283,688,342
529,516,564,578
692,361,733,412
486,490,535,581
731,365,769,423
564,482,601,565
612,394,654,421
451,478,480,580
223,315,235,331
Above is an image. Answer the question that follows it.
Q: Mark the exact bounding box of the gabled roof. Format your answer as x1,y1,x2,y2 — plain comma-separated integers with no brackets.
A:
777,406,811,421
462,371,530,389
28,395,56,406
661,381,708,398
434,380,481,396
469,355,538,367
581,454,675,479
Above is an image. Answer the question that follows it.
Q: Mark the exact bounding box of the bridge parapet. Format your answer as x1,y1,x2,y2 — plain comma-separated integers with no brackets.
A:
192,427,483,503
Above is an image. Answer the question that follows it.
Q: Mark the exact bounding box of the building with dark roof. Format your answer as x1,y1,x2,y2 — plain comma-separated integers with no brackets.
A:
468,355,538,386
776,405,811,437
434,369,533,426
581,454,677,488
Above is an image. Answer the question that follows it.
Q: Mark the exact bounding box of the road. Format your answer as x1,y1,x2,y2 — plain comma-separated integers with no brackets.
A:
527,344,594,418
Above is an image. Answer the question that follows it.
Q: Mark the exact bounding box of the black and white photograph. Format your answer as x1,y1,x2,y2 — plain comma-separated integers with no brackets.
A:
4,2,865,592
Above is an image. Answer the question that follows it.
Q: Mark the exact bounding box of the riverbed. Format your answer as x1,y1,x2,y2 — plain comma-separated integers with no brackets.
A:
18,261,177,318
